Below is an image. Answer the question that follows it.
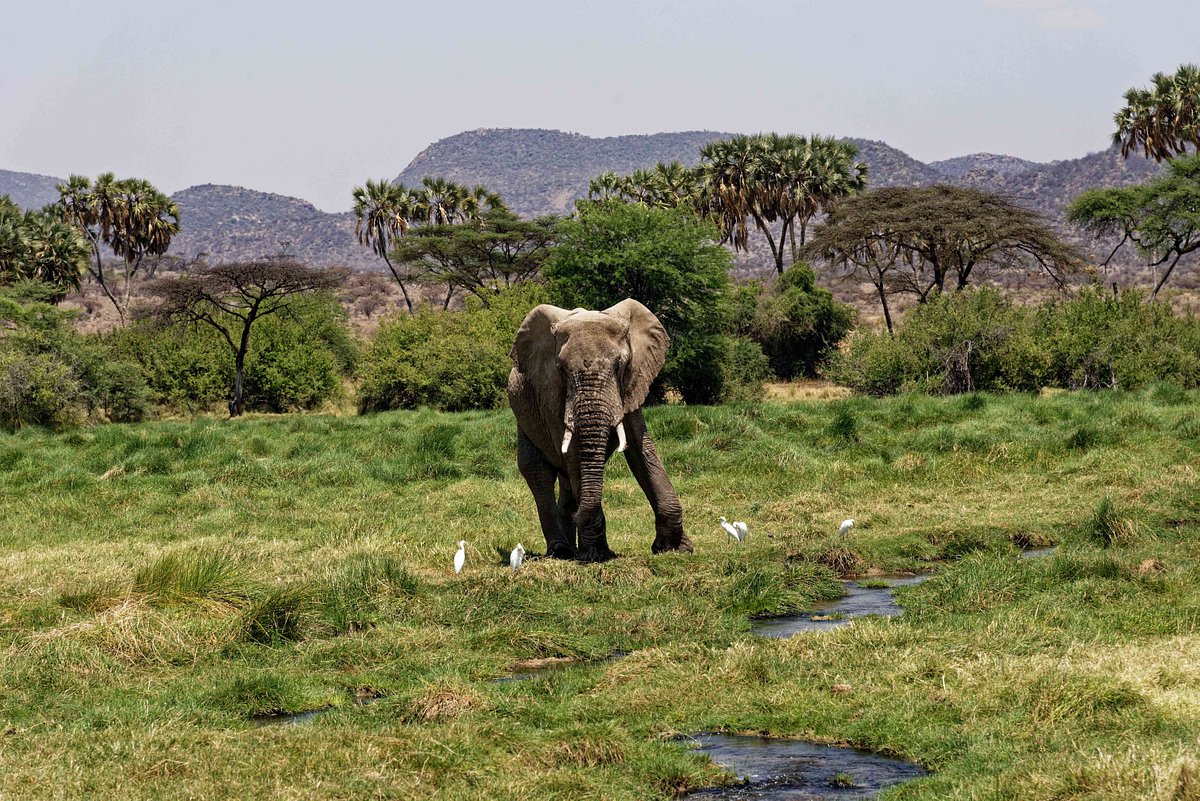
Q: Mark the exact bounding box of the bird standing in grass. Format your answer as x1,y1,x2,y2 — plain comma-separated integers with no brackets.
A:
454,540,466,574
510,543,526,572
838,519,855,541
720,516,746,542
734,521,748,540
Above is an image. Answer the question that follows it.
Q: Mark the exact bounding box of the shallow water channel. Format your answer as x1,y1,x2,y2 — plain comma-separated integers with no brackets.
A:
750,574,930,638
682,733,926,799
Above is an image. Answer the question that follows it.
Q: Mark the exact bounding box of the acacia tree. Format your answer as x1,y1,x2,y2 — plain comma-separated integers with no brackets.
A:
56,173,180,324
390,209,555,307
150,259,344,417
805,186,1081,325
1114,64,1200,162
0,197,89,301
1068,155,1200,298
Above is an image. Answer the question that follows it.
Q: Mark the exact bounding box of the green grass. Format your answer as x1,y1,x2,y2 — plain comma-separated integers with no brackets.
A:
1,390,1199,799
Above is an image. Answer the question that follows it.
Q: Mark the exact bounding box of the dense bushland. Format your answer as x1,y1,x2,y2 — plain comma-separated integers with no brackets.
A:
829,286,1200,395
357,285,545,413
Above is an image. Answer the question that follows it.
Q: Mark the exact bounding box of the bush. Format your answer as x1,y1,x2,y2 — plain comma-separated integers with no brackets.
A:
358,285,547,412
829,286,1199,396
546,200,745,404
0,283,87,430
82,359,152,424
109,292,354,413
747,264,854,379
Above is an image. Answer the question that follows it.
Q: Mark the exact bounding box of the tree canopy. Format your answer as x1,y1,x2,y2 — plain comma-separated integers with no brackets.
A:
0,197,89,301
56,173,180,323
804,186,1082,329
1113,63,1200,162
390,208,556,307
587,134,868,275
352,177,507,313
1068,154,1200,297
149,259,344,416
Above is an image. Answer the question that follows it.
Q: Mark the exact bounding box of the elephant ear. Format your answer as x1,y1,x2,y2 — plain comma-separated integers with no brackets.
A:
511,304,572,395
604,299,669,413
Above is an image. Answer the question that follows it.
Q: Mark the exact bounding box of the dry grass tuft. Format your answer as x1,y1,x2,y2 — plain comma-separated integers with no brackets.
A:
547,733,627,767
405,682,488,723
1137,558,1166,576
817,547,864,576
1171,762,1200,801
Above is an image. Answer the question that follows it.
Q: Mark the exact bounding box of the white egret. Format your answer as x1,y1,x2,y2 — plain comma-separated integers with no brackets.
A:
453,540,466,574
510,543,526,572
720,516,744,542
733,521,748,540
838,519,855,541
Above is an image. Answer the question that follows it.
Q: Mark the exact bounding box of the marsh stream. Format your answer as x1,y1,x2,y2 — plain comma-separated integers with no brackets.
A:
682,733,926,799
751,574,930,638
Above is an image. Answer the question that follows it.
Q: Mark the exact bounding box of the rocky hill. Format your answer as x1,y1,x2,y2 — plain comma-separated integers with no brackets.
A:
396,128,734,217
928,153,1041,179
0,129,1168,275
167,185,375,268
0,169,64,211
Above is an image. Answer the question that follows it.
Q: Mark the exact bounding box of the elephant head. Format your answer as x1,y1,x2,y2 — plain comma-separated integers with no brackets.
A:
510,299,669,552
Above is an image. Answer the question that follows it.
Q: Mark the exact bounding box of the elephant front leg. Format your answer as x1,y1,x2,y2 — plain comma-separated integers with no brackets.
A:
622,411,691,554
576,506,616,563
517,428,574,559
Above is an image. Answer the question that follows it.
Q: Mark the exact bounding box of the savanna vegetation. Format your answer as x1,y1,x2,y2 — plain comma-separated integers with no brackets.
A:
2,61,1200,800
2,390,1198,799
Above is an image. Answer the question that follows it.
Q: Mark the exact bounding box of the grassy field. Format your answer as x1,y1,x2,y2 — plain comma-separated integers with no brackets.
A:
2,389,1199,800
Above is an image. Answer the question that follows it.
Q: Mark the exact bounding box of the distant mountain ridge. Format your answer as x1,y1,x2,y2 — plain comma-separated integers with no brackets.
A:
0,168,63,211
0,128,1165,271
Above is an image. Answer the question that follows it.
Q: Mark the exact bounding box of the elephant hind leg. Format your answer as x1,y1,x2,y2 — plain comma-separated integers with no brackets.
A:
518,428,575,559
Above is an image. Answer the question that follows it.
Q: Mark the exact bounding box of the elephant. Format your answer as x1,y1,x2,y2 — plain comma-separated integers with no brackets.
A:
507,299,692,563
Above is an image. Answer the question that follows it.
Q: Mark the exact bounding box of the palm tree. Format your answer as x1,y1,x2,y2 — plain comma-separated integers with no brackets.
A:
22,212,89,300
352,178,417,314
1114,63,1200,162
54,173,179,322
696,134,867,274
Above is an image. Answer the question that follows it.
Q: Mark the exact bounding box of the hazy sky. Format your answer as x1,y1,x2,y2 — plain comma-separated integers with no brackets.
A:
3,0,1197,211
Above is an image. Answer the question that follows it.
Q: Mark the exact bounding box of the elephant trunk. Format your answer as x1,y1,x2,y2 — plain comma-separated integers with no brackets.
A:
567,371,621,523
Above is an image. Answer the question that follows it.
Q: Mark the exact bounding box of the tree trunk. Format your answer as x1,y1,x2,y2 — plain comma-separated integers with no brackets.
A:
875,278,894,334
230,315,255,417
1151,252,1185,300
381,253,415,315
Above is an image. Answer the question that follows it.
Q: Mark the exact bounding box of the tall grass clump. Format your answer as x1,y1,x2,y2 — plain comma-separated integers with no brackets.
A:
133,547,256,608
317,552,420,634
1083,496,1137,547
235,585,310,645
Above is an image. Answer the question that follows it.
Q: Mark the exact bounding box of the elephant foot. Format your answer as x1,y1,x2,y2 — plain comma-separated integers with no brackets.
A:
652,532,693,554
546,542,577,560
575,547,618,564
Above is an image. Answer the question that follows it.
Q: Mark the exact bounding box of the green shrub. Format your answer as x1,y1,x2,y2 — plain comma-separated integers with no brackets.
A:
358,285,545,412
546,200,741,404
0,283,87,430
109,293,353,413
829,286,1200,396
82,359,152,423
747,264,854,379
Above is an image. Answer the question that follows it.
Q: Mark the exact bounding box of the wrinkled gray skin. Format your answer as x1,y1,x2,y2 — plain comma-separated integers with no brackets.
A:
507,299,692,563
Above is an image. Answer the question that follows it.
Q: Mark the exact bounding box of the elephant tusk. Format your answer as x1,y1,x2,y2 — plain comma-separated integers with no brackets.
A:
616,421,627,453
561,428,573,454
